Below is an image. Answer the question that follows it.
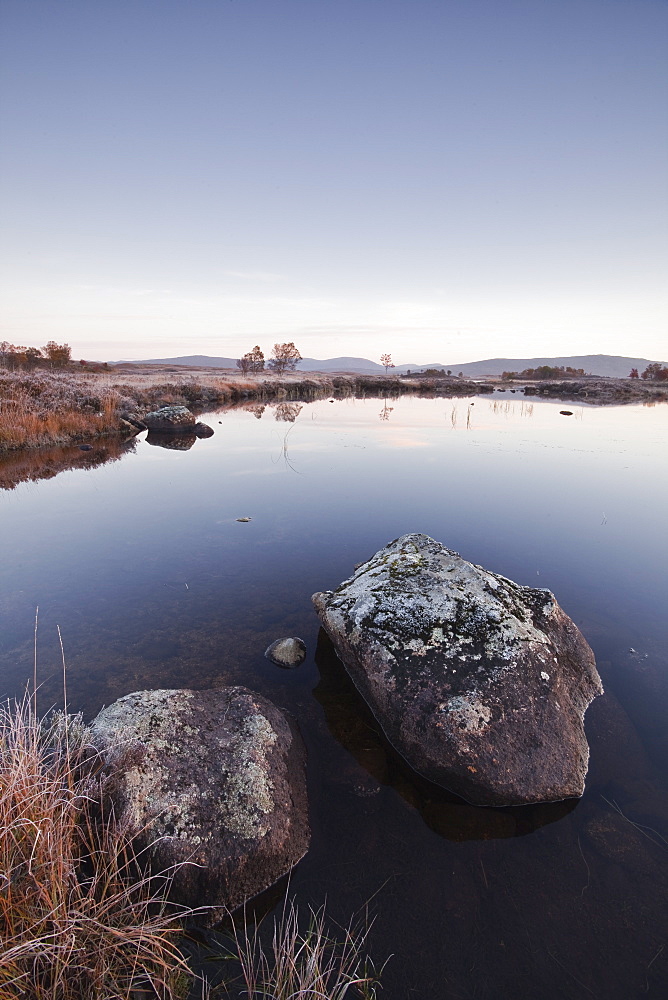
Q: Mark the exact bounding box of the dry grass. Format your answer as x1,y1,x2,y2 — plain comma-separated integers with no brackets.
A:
228,899,383,1000
0,695,197,999
0,388,119,450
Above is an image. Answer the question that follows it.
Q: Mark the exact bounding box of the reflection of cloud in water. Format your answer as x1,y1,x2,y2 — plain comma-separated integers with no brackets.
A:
381,433,431,449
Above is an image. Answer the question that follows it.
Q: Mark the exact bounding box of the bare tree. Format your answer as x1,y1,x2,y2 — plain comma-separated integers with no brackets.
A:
268,342,301,374
380,353,395,375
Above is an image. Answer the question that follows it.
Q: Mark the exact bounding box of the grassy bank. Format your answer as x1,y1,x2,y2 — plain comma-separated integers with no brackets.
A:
0,694,382,999
4,364,663,454
0,696,193,998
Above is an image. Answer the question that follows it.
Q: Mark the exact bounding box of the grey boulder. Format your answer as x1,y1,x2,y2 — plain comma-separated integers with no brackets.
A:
312,533,602,806
90,686,309,922
143,405,196,431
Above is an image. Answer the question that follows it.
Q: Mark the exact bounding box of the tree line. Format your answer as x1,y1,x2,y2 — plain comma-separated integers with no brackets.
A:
501,365,587,380
0,341,73,369
629,364,668,381
236,342,302,374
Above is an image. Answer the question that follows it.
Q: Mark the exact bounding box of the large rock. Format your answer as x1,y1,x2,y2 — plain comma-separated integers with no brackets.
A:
143,405,196,431
90,687,309,922
312,533,602,806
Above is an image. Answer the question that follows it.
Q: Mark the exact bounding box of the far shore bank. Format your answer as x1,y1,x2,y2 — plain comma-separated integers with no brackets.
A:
1,363,666,456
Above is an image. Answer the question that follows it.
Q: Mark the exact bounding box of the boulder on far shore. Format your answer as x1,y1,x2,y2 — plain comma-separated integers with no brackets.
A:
143,405,196,431
313,533,603,807
90,686,310,923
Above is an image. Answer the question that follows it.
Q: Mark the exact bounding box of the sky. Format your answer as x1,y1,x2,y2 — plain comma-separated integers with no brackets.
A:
0,0,666,366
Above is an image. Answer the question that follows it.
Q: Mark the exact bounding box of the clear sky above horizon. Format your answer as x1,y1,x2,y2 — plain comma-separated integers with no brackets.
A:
1,0,666,365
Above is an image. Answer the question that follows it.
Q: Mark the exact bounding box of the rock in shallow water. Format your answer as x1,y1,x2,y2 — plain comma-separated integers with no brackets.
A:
312,533,602,806
90,686,309,922
265,637,307,668
143,405,196,431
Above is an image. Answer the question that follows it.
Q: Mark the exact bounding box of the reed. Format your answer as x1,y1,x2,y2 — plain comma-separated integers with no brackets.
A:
0,695,196,999
228,898,383,1000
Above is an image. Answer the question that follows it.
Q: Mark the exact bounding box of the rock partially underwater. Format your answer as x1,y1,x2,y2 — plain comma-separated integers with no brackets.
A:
313,533,602,806
265,637,307,668
90,686,309,922
142,405,213,438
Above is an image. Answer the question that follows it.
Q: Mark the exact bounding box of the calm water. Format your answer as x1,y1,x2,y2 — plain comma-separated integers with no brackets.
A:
1,393,667,999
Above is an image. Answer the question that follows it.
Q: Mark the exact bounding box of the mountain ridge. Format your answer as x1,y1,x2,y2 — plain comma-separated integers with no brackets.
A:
112,353,666,379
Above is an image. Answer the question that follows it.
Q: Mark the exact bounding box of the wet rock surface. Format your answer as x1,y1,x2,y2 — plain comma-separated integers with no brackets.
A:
265,637,307,668
90,686,310,923
313,533,603,806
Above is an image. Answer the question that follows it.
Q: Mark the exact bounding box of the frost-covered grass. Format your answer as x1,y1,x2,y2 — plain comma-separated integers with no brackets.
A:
0,372,121,449
0,364,394,452
0,369,239,451
228,899,383,1000
0,695,197,999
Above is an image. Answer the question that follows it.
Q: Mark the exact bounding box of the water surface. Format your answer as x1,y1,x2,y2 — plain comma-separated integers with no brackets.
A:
1,394,667,998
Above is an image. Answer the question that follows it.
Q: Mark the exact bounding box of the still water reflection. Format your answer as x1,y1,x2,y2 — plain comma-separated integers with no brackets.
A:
1,394,667,998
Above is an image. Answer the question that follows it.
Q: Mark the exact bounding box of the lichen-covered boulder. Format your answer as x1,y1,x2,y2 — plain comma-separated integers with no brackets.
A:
312,533,602,806
90,687,309,922
143,405,196,431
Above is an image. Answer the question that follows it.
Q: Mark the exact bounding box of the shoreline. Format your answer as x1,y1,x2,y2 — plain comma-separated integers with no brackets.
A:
1,364,666,457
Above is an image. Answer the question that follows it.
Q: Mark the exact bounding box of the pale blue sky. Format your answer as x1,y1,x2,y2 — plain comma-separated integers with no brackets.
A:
1,0,666,364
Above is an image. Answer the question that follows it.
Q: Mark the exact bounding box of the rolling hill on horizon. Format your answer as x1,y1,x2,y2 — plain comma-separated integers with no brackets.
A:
112,353,666,379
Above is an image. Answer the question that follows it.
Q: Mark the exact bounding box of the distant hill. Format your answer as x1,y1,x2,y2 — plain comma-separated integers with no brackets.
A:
440,355,667,378
113,353,666,378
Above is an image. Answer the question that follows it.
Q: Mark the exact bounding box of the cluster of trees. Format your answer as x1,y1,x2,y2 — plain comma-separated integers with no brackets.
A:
629,364,668,381
501,365,587,380
236,342,302,375
0,341,72,369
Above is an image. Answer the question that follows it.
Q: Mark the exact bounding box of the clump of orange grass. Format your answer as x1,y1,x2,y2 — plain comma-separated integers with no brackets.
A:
0,387,119,450
0,695,199,999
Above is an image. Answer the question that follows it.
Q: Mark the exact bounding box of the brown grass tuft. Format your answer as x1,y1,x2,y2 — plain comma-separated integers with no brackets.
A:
228,898,383,1000
0,696,197,999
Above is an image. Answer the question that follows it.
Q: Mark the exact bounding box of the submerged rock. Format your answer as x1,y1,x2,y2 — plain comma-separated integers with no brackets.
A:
90,686,310,922
312,533,602,806
143,405,196,431
265,637,307,668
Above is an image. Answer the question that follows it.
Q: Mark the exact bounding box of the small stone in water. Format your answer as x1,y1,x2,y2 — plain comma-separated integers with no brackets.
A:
560,410,574,416
265,637,307,668
236,516,252,522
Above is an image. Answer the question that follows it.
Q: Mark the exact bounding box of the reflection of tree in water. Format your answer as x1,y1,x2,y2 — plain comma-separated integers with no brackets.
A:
245,403,266,420
379,398,394,421
274,402,303,423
